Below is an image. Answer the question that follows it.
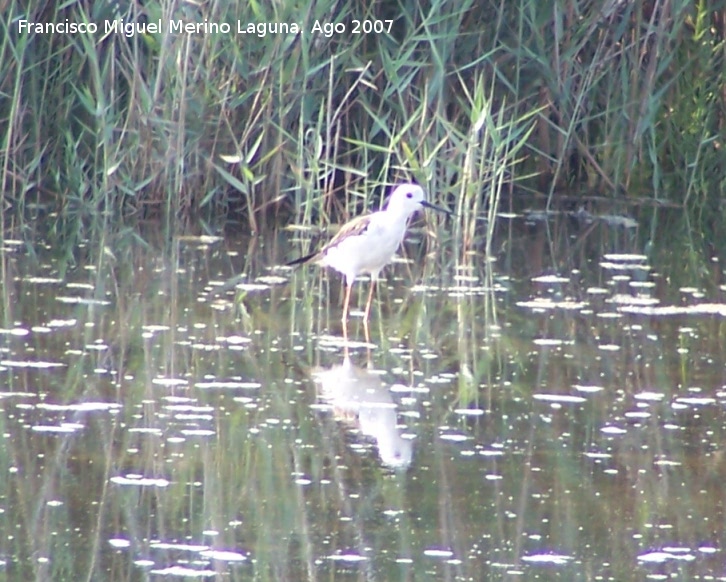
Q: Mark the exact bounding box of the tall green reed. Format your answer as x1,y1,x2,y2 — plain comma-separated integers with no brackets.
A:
2,0,723,233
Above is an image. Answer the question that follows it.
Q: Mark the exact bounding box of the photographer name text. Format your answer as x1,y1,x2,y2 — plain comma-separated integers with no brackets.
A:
16,18,395,38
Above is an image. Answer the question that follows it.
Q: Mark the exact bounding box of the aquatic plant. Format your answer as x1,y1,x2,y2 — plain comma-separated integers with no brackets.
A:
1,0,723,229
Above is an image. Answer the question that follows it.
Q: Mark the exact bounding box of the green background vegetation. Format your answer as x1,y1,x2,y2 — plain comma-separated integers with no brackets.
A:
1,0,724,228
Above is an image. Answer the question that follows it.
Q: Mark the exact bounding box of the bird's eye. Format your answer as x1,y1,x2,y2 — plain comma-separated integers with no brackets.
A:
406,192,413,198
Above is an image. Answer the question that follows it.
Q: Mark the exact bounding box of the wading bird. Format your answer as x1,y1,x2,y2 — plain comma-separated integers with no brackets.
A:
287,183,450,333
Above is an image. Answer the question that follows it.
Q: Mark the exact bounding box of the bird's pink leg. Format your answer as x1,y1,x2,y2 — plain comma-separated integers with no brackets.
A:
363,278,376,321
342,281,352,340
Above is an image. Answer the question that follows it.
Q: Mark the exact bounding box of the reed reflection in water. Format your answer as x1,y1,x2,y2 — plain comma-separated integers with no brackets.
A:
2,207,726,579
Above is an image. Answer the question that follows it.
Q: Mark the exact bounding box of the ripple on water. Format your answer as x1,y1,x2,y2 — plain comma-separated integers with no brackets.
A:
521,553,573,565
199,550,248,562
326,553,368,562
36,402,122,412
517,298,589,311
1,360,65,369
110,475,170,487
152,377,189,388
532,394,588,404
149,566,216,577
423,548,454,558
195,380,261,389
31,423,84,433
637,549,696,563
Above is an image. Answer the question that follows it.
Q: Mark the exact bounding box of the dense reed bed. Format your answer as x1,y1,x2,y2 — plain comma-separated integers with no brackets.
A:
1,0,724,231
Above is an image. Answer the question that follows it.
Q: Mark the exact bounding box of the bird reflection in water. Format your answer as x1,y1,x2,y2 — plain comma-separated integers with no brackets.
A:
313,356,413,469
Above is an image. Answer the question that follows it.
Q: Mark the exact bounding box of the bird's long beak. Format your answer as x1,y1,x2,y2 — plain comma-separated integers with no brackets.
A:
422,200,453,216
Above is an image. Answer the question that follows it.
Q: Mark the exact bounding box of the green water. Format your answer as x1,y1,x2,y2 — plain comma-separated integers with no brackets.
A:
1,206,724,580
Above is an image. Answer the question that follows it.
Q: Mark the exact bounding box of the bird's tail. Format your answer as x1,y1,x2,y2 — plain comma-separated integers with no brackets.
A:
286,252,317,266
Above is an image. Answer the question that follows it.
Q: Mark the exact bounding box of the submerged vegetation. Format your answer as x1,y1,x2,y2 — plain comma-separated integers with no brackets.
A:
1,0,724,229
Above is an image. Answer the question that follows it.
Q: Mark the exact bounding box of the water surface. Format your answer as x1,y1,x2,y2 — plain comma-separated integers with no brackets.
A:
1,207,725,580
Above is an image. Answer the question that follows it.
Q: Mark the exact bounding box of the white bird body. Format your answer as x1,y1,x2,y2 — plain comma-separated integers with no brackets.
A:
318,204,410,285
287,183,449,327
